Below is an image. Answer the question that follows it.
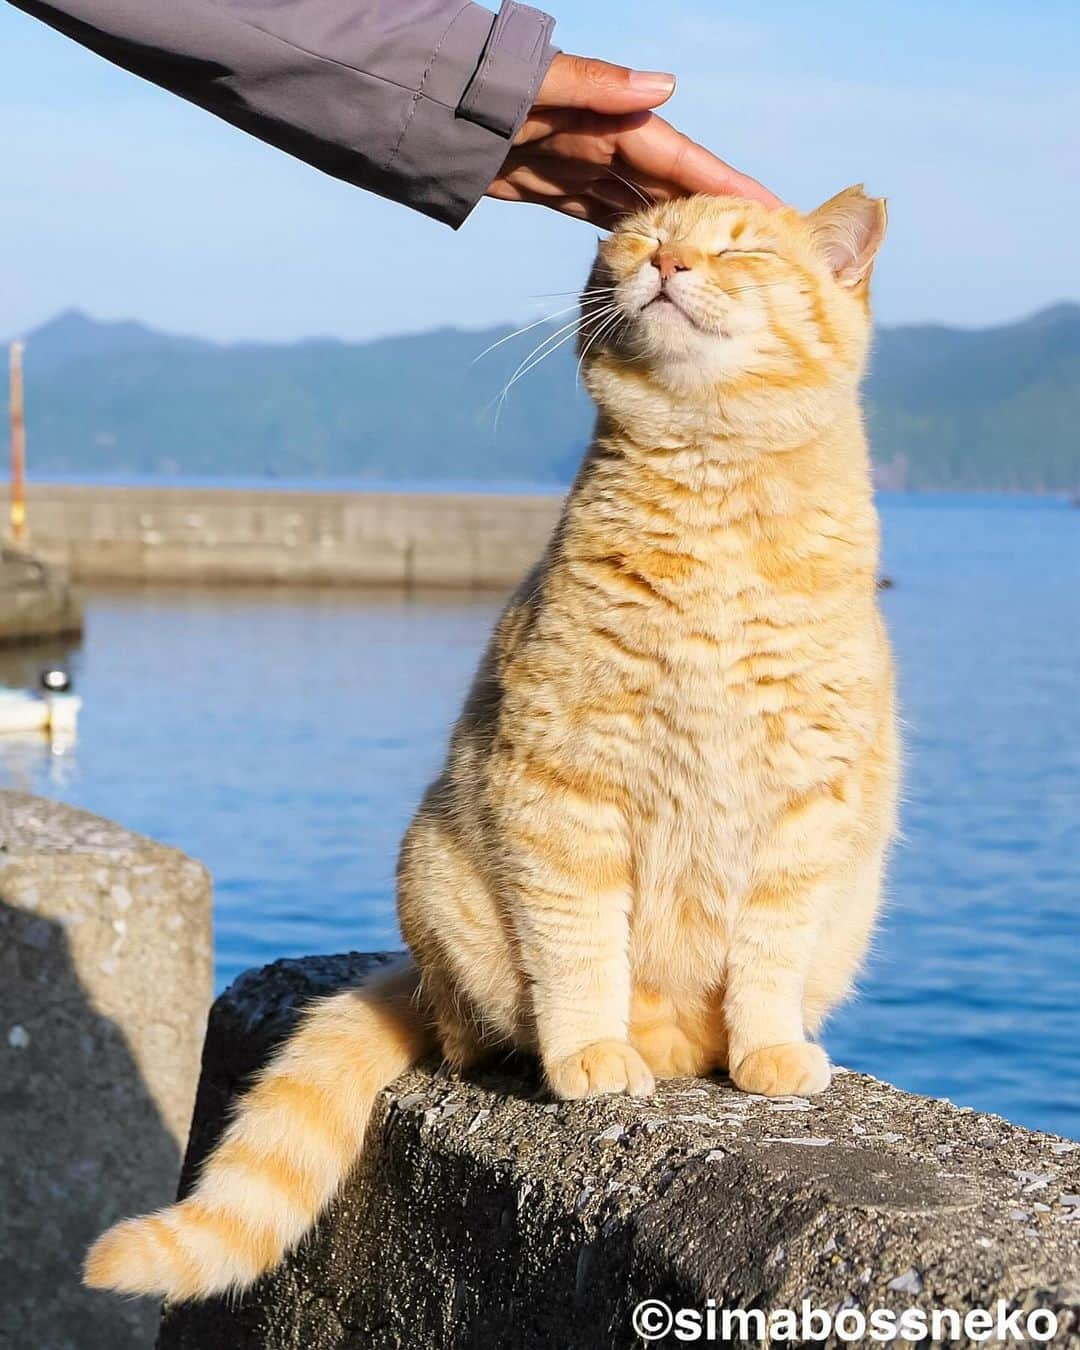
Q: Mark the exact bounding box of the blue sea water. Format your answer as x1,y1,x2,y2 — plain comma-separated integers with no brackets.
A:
2,492,1077,1139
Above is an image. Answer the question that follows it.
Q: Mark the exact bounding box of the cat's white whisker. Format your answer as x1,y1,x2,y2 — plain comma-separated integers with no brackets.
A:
473,297,618,364
471,304,586,364
488,309,613,430
503,311,615,392
496,313,607,396
575,307,627,385
604,168,655,209
501,307,616,390
491,307,623,429
528,287,615,299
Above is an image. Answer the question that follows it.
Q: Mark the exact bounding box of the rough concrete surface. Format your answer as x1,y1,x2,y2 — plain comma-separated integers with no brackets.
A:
0,547,83,644
0,792,213,1350
156,954,1080,1349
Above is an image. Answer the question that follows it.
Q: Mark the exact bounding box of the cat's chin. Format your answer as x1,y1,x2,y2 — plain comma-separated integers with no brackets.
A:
641,293,698,324
635,306,739,363
632,332,753,395
640,298,708,339
592,314,768,402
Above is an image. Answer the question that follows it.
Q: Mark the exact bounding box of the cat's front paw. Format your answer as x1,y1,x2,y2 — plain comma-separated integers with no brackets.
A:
732,1041,831,1097
546,1040,655,1100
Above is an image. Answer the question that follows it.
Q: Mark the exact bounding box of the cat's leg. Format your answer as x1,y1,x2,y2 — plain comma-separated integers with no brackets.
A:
504,788,653,1100
398,796,522,1069
803,735,896,1034
414,963,495,1073
802,840,888,1034
728,730,896,1096
724,762,890,1098
724,867,836,1097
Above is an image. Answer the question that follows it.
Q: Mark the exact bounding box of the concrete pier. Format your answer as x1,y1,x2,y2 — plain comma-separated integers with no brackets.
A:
1,793,213,1349
16,483,564,589
0,546,83,644
156,953,1080,1349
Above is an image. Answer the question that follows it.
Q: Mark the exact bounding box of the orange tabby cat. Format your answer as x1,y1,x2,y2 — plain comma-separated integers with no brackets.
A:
86,186,898,1301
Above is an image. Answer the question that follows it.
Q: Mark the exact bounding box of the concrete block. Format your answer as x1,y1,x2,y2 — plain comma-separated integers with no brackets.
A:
157,954,1080,1349
0,548,83,645
0,792,212,1349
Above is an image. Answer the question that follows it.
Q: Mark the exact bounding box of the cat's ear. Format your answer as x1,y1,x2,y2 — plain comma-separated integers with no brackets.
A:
808,185,887,288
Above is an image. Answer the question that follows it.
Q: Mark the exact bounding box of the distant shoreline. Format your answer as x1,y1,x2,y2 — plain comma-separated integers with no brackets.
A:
14,304,1080,495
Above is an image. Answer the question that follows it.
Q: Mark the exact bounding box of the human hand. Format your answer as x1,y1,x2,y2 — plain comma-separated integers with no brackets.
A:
486,53,780,226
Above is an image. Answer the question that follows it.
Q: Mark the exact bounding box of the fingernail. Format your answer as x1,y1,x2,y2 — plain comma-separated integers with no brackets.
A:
629,71,676,96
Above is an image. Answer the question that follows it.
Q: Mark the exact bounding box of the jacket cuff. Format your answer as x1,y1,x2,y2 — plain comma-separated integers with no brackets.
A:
458,1,557,137
391,1,557,228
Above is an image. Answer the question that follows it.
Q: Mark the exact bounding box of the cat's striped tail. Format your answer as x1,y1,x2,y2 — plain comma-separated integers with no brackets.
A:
84,957,430,1301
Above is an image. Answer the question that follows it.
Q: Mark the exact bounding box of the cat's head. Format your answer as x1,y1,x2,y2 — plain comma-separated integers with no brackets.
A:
581,186,886,426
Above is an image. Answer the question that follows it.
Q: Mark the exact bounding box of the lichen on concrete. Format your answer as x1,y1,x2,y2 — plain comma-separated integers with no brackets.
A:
156,953,1080,1349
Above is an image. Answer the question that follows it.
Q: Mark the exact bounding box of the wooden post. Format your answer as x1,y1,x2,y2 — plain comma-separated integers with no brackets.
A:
9,341,27,546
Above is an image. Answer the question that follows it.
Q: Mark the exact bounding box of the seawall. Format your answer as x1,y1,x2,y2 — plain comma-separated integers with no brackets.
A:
13,484,565,588
156,954,1080,1349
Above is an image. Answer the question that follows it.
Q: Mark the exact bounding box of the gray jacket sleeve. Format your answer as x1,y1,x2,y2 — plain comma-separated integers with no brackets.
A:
8,0,558,226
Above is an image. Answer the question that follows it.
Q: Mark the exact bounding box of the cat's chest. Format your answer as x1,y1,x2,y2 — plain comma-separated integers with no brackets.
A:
623,620,805,964
641,589,808,759
624,587,843,865
632,669,765,897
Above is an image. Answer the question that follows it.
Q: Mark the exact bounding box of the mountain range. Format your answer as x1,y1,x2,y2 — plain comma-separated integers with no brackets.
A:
8,303,1080,492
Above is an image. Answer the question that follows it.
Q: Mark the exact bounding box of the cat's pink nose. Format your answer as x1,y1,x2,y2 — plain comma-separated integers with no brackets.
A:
652,247,691,282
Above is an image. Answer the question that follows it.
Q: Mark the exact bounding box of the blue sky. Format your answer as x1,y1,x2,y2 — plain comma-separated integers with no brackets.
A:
2,0,1077,342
